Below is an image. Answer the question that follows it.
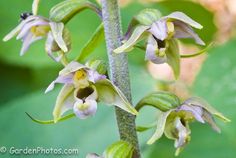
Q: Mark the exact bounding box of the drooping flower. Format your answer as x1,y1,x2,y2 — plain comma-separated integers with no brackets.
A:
147,97,230,155
3,14,70,61
46,61,138,122
114,9,205,78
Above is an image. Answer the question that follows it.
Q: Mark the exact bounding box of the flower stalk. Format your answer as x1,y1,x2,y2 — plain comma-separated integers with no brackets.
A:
101,0,140,157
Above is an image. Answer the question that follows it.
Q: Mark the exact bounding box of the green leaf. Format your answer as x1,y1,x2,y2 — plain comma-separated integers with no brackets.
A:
76,24,104,62
49,0,101,23
95,79,138,115
136,91,180,112
166,39,180,79
113,25,149,53
103,141,134,158
135,8,161,26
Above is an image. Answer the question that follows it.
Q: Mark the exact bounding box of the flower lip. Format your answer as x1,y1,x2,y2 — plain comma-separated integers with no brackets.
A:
76,87,95,102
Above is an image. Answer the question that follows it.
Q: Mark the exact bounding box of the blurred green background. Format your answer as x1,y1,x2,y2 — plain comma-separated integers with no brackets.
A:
0,0,235,157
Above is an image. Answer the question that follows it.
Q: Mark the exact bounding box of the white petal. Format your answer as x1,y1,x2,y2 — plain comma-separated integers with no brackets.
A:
164,11,203,29
149,19,168,41
49,22,68,52
45,73,73,93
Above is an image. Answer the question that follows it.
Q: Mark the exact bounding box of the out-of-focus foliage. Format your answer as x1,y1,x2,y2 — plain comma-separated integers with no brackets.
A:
0,0,235,158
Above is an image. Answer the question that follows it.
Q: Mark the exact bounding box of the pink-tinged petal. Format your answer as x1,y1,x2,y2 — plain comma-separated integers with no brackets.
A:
202,110,221,133
45,31,62,62
87,69,106,83
17,20,48,40
145,35,167,64
59,61,87,76
173,21,205,45
149,19,168,41
3,16,38,41
73,99,97,119
174,117,189,148
45,73,74,93
20,33,42,56
178,104,205,123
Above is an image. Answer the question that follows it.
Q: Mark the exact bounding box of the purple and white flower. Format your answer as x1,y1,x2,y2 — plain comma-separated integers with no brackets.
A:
147,97,230,155
46,61,138,122
114,11,205,64
3,14,70,61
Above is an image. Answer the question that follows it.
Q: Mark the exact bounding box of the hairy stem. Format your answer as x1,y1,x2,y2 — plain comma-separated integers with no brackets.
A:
101,0,140,157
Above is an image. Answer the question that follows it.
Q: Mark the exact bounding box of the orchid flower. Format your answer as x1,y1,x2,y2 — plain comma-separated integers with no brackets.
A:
114,10,205,78
46,61,138,122
146,97,230,155
3,14,70,61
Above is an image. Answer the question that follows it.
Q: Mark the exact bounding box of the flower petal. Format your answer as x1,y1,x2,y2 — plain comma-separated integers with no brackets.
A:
173,21,205,45
73,99,97,119
45,73,73,93
145,35,167,64
183,97,230,122
148,19,168,41
45,31,62,62
202,110,221,133
20,33,42,56
174,117,190,148
94,79,138,115
147,110,172,144
53,84,75,122
164,11,203,29
59,61,87,76
49,22,68,52
3,16,37,42
113,25,149,53
177,104,205,123
87,69,106,83
17,20,48,40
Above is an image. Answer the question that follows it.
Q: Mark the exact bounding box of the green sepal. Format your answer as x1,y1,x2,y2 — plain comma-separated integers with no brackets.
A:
94,79,138,115
76,24,104,62
166,39,180,79
114,25,149,53
136,122,156,132
26,112,75,124
50,0,101,23
135,91,180,112
135,9,161,26
85,59,107,75
103,141,134,158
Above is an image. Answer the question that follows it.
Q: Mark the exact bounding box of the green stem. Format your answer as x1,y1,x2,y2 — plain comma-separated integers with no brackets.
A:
101,0,140,157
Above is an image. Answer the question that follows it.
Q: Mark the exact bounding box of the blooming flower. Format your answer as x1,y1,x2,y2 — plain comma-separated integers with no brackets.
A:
46,61,138,122
114,10,205,78
146,97,230,155
3,14,70,61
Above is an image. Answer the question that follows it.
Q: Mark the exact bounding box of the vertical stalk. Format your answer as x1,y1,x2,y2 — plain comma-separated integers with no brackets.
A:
101,0,140,157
